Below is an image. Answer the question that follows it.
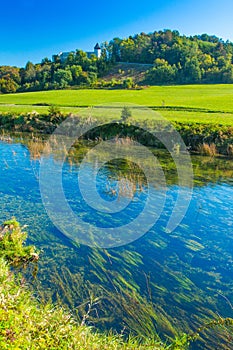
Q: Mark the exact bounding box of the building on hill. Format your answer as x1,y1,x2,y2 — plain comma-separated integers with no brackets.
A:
86,43,102,59
52,43,101,62
52,51,75,63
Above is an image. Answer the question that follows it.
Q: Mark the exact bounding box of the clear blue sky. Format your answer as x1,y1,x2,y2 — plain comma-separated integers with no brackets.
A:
1,0,233,67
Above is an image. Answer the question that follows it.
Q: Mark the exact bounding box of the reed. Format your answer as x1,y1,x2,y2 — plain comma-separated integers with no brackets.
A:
27,138,52,159
197,143,217,156
227,144,233,157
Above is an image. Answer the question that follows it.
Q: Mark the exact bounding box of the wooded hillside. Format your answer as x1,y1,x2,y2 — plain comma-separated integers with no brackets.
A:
1,30,233,93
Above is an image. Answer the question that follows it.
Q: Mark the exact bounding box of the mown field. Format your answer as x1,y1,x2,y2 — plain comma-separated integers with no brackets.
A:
0,84,233,125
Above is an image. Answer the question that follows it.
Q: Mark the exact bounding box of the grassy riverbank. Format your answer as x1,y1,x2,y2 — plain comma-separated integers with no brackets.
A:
0,113,232,156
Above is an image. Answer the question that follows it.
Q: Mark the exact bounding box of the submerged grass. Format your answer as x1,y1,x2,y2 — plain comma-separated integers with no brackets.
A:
1,189,233,349
0,220,184,350
0,221,232,349
0,261,167,350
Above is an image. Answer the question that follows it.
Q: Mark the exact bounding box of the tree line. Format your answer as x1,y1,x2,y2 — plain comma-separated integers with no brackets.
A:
0,49,111,93
1,29,233,93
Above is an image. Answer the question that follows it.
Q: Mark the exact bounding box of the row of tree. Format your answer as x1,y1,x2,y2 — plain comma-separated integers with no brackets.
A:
0,49,111,93
1,30,233,93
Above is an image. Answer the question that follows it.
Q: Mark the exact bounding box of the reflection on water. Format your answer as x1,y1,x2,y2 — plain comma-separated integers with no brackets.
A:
0,136,233,349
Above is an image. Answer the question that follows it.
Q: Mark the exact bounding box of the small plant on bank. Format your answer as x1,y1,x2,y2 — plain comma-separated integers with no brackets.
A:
121,106,132,123
48,104,62,122
0,219,39,268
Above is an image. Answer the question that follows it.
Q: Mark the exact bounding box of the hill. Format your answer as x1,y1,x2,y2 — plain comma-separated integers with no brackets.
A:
1,30,233,93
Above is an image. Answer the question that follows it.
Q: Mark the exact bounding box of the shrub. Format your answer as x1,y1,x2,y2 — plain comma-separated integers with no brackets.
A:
121,106,132,122
0,219,39,267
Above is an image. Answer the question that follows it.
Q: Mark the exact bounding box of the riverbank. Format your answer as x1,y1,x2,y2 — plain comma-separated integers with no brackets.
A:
0,111,232,156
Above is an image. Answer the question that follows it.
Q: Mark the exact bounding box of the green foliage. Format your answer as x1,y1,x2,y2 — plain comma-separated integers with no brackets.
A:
121,106,132,122
0,219,39,268
0,66,21,84
0,256,171,349
182,57,202,83
48,104,62,122
0,85,233,154
0,65,20,93
0,47,111,93
107,30,233,84
123,77,135,88
0,78,18,93
23,61,36,83
70,64,83,84
53,68,73,88
146,59,177,84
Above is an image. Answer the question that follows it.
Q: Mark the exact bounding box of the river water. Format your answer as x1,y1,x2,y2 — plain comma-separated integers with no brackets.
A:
0,136,233,349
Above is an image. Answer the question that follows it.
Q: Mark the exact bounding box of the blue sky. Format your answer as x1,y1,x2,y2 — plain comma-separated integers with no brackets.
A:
1,0,233,67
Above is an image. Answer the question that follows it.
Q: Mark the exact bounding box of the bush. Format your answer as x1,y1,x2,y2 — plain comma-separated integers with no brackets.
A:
0,219,39,267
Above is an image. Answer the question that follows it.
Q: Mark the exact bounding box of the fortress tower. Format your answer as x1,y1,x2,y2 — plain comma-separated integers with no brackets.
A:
94,43,101,58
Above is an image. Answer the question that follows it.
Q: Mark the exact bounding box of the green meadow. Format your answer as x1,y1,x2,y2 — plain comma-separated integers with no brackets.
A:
0,84,233,125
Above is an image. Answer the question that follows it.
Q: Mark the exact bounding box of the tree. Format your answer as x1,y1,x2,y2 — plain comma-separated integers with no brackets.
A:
70,65,83,84
121,106,132,122
2,29,233,92
87,72,97,86
221,65,233,83
182,58,202,83
24,62,36,83
41,57,51,64
108,37,122,62
0,66,21,84
48,105,62,122
53,69,73,88
0,78,19,93
146,59,177,84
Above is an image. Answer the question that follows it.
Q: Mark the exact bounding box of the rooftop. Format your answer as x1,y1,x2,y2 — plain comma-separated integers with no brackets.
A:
94,43,101,50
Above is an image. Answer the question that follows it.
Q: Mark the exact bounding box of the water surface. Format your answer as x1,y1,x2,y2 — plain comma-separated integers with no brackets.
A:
0,137,233,349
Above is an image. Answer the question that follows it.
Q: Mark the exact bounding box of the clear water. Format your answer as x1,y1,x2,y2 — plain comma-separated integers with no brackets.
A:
0,137,233,349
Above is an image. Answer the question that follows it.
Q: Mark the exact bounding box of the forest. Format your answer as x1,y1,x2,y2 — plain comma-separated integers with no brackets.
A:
1,29,233,93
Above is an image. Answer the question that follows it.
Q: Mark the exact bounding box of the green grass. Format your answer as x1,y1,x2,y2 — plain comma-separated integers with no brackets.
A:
0,257,171,350
0,221,187,350
0,85,233,125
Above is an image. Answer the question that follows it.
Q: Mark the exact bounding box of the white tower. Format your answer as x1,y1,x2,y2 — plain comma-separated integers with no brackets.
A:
94,43,101,59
